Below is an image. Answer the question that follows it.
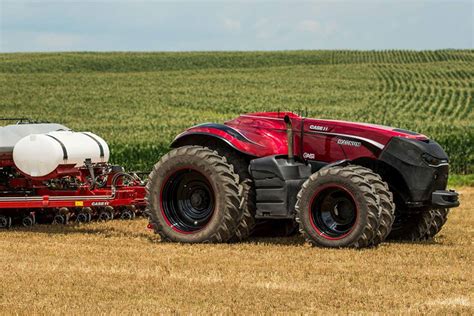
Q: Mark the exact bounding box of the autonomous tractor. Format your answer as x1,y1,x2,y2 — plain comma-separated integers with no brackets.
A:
146,112,459,248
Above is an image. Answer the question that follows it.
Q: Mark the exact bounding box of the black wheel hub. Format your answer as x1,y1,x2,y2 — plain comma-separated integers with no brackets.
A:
162,169,215,233
311,187,357,238
190,189,209,210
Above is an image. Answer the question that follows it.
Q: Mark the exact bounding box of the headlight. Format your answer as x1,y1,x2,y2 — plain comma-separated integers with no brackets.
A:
422,153,448,167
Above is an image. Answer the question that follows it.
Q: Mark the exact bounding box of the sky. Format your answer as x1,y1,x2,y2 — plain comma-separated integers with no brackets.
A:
0,0,472,52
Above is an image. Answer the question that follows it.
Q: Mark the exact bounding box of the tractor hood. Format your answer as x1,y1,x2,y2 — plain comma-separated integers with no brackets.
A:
300,118,429,150
227,112,428,151
309,119,428,140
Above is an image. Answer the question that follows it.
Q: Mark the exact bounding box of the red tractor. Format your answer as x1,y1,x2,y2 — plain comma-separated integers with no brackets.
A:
146,112,459,248
0,119,146,227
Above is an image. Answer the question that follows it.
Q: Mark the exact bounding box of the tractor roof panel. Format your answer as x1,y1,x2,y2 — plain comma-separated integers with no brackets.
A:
0,123,70,153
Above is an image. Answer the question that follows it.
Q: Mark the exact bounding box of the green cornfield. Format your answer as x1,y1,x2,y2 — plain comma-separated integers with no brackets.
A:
0,50,472,174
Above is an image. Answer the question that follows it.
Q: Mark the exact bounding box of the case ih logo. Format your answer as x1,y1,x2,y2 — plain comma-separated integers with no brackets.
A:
309,125,329,132
91,201,109,206
337,139,361,147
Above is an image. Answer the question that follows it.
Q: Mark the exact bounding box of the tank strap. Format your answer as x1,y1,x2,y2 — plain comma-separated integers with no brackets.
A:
46,134,68,160
82,133,105,158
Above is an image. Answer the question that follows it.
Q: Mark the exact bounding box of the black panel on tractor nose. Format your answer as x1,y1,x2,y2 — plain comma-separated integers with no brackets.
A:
379,137,450,205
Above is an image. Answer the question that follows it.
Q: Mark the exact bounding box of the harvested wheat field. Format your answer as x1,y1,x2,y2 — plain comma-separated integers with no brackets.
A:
1,188,472,314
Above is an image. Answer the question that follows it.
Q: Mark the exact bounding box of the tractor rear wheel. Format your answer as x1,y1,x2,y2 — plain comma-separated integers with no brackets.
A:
201,141,256,242
146,146,243,243
228,180,256,242
296,166,380,248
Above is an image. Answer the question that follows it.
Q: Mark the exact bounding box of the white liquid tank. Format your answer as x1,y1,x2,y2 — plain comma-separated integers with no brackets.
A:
13,131,110,178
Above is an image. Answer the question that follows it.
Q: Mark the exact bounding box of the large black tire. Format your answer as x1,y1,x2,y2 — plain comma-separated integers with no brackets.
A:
146,146,243,243
424,208,450,239
387,209,434,241
201,141,257,242
295,166,380,248
228,180,257,242
344,165,395,246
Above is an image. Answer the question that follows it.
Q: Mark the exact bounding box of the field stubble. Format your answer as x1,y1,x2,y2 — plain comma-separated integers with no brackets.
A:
0,187,472,314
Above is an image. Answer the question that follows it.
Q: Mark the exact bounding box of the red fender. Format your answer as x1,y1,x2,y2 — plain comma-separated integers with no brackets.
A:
170,122,289,157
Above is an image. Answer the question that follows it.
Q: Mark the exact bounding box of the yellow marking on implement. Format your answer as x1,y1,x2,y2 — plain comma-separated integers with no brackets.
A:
75,201,84,207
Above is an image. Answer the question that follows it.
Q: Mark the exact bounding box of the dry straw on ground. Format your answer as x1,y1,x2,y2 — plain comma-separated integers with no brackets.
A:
0,188,472,314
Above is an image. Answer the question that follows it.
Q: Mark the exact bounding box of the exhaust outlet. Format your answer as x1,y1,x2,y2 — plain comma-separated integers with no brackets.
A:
284,115,294,162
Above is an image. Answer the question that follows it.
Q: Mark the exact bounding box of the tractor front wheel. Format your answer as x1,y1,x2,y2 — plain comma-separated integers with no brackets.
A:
296,166,380,248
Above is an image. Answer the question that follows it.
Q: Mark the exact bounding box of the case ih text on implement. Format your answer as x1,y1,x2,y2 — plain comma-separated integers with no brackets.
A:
147,112,460,248
0,119,146,227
